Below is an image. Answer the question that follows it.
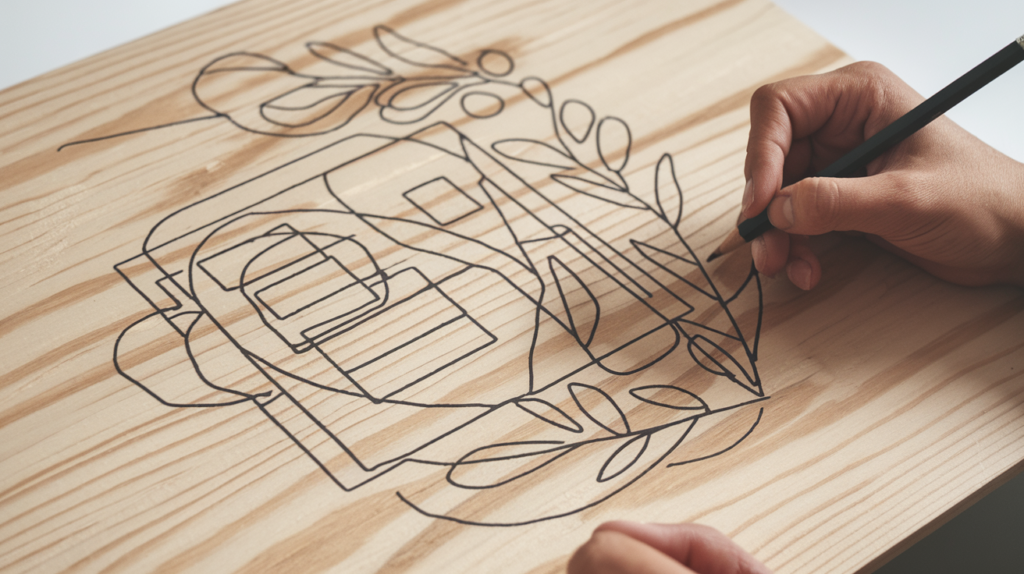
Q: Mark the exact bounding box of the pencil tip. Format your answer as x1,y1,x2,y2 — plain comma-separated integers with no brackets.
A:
706,251,721,263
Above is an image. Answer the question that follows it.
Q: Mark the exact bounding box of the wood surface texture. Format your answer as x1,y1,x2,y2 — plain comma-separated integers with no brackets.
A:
2,0,1024,572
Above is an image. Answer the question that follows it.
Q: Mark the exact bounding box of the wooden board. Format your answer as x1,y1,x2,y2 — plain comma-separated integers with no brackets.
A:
2,0,1023,572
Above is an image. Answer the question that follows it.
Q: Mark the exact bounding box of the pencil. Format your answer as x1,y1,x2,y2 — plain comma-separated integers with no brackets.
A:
708,33,1024,263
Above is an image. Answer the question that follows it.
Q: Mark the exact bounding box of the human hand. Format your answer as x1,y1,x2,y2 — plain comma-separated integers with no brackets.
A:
567,521,771,574
741,61,1024,290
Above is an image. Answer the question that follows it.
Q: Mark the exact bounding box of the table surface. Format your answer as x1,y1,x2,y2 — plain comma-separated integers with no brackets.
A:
2,1,1024,573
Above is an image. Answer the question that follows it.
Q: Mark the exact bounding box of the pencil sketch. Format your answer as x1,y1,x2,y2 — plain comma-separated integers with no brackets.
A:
110,26,767,526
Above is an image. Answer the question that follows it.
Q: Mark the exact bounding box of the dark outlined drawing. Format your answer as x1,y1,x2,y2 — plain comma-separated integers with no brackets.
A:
109,26,767,526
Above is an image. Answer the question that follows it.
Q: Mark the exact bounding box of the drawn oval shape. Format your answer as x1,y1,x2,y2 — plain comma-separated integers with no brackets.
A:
597,117,631,172
630,385,708,411
560,99,595,143
516,399,583,433
478,49,513,76
520,77,552,108
597,434,649,483
461,91,504,118
568,382,629,435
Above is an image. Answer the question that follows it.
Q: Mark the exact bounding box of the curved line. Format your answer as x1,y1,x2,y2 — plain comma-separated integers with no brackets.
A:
668,407,764,468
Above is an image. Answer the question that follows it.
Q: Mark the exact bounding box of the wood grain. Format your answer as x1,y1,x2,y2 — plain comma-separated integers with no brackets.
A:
2,1,1023,573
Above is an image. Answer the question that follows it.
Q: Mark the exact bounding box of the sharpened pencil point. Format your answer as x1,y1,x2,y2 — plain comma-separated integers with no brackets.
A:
706,251,721,263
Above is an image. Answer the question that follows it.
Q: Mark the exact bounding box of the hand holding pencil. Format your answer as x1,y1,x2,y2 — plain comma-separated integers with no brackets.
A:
725,56,1024,290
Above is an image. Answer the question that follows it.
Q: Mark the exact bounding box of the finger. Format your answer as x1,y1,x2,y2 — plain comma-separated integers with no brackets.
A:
595,522,772,574
766,171,919,238
785,235,821,290
751,227,789,278
568,530,696,574
743,73,844,220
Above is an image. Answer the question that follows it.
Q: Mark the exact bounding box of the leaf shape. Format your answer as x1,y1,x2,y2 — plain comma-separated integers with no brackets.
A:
520,77,553,108
448,441,570,489
260,84,375,129
655,153,683,227
374,25,468,70
263,85,358,111
560,99,595,143
597,117,631,172
492,139,577,170
725,262,763,361
516,398,583,433
307,42,392,75
632,239,714,300
630,385,709,411
551,174,644,209
386,81,458,111
548,256,599,347
569,382,630,435
597,434,649,482
687,334,759,393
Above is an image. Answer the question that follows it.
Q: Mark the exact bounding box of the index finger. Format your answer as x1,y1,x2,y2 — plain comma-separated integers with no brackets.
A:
742,74,840,219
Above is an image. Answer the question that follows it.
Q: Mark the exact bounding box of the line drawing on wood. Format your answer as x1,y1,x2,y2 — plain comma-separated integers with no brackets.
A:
107,26,767,526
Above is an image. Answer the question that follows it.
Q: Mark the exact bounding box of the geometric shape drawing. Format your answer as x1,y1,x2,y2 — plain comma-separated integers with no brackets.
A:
108,25,767,526
403,176,483,225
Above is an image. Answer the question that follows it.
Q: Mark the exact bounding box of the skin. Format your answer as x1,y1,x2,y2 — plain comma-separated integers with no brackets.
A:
568,62,1024,574
741,61,1024,290
567,522,771,574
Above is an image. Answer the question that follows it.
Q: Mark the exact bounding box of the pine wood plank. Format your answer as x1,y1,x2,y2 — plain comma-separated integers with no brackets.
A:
2,1,1023,573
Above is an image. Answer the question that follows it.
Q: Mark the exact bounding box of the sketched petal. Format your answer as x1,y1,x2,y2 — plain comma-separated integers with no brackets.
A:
687,334,758,391
261,84,374,129
492,139,577,170
263,85,357,111
725,262,763,360
520,77,552,108
630,385,708,411
552,174,644,209
374,25,467,70
597,434,649,482
307,42,392,75
631,239,714,299
549,256,599,347
386,81,458,111
560,100,595,143
597,117,631,172
516,398,583,433
569,382,630,435
655,154,683,227
448,442,570,488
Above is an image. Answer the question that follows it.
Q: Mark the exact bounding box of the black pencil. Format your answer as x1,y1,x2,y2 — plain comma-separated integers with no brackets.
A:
708,33,1024,262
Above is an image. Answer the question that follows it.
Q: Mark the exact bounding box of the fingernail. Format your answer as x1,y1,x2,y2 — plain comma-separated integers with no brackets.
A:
741,179,754,215
780,196,794,229
788,259,812,290
751,235,767,273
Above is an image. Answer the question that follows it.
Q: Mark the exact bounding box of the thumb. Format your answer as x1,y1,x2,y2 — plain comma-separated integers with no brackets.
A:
766,172,912,237
595,522,772,574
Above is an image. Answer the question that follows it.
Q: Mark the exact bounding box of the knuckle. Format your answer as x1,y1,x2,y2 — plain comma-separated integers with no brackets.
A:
750,82,786,111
